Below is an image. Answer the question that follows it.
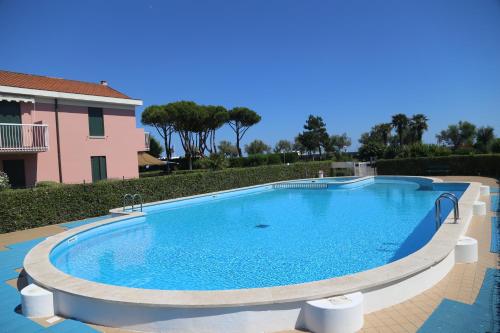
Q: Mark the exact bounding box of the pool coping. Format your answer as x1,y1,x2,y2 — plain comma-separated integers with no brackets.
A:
23,176,481,308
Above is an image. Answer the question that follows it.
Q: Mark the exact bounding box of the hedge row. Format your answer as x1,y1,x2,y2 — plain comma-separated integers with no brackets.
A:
227,152,300,168
0,162,331,233
377,154,500,177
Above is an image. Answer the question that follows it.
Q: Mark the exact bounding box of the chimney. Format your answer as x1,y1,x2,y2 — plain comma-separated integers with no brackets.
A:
100,80,108,86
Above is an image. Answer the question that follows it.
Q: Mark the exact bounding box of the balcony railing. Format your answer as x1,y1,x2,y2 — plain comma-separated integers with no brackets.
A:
0,123,49,152
144,132,150,151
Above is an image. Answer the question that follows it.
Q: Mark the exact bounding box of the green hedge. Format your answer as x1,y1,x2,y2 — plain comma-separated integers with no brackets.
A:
377,154,500,177
228,152,300,168
0,162,331,233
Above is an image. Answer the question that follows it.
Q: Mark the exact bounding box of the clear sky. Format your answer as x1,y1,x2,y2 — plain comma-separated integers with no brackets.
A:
1,0,499,152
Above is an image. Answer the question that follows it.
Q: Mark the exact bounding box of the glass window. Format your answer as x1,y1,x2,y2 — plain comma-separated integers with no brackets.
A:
91,156,107,182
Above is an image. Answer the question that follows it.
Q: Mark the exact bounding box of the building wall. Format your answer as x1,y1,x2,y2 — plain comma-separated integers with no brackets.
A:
3,100,144,186
33,102,60,183
55,102,143,183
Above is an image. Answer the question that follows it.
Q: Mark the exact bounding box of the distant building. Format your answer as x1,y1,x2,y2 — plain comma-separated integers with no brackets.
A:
0,70,149,187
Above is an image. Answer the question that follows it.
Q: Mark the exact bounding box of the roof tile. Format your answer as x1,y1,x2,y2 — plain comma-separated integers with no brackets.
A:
0,70,131,99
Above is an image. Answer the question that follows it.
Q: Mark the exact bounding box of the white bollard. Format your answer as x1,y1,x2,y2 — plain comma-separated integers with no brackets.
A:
318,170,324,178
455,237,478,263
473,201,486,216
480,185,490,196
305,292,364,333
21,284,54,318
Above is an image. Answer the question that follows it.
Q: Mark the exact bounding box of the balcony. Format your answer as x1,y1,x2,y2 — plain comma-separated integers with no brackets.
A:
0,123,49,153
144,132,150,151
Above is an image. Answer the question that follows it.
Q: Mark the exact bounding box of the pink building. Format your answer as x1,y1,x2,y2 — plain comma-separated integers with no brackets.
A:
0,70,148,187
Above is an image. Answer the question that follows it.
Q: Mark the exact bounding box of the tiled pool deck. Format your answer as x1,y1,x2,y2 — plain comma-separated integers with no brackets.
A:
0,176,498,333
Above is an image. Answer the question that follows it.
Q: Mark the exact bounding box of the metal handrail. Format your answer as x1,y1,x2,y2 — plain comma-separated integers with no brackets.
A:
123,193,143,212
435,192,460,230
123,194,134,212
132,193,143,212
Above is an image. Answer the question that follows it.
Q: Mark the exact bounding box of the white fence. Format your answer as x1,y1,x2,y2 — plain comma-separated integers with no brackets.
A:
0,123,49,152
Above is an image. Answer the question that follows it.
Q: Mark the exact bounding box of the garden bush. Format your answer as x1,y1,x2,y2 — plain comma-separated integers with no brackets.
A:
227,153,294,167
377,154,500,177
245,154,269,167
0,161,331,233
35,181,62,188
0,171,10,191
280,152,300,163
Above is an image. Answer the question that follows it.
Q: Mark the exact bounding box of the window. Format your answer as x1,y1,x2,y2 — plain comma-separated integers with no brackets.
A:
88,107,104,136
0,101,22,147
91,156,107,182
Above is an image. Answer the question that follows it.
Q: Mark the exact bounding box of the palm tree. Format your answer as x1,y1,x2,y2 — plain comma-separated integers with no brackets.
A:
391,114,409,146
475,126,495,152
378,123,392,146
409,114,429,143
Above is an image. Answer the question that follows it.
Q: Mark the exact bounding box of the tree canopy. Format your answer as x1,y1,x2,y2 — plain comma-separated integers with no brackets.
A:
218,140,239,158
142,101,259,169
245,139,271,155
436,121,477,149
141,104,178,171
274,139,293,153
475,126,495,153
329,133,352,153
148,136,163,158
391,113,409,146
169,101,204,170
297,115,329,156
228,107,261,157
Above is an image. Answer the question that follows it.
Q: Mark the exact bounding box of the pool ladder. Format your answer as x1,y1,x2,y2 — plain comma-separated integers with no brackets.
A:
123,193,143,212
435,192,459,230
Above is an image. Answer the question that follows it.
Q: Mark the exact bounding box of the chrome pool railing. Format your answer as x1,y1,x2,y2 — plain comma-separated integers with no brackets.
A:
123,193,144,212
435,192,460,230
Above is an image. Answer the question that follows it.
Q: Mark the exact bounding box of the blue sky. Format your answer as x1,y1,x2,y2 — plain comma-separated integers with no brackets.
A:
1,0,499,152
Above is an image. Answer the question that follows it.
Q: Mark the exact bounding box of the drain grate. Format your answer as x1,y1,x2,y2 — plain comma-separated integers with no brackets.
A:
272,182,328,189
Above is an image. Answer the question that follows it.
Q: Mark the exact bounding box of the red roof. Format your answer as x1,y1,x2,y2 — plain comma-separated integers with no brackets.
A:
0,70,131,99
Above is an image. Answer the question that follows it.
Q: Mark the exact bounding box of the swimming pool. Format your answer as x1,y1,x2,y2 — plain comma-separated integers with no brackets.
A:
49,177,465,291
24,176,480,333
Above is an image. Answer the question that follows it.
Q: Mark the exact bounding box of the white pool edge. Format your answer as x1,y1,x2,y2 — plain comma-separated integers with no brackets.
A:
23,176,482,333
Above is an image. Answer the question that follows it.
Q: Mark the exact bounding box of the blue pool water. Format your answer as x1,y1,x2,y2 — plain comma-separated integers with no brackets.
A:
50,178,467,291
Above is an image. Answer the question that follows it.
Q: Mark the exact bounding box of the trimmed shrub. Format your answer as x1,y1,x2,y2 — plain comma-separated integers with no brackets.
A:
228,157,245,168
492,139,500,153
280,152,300,163
383,144,452,159
0,171,10,191
227,153,300,168
245,154,268,167
171,169,208,175
266,154,282,165
193,155,229,170
36,181,62,188
377,154,500,177
0,162,331,233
